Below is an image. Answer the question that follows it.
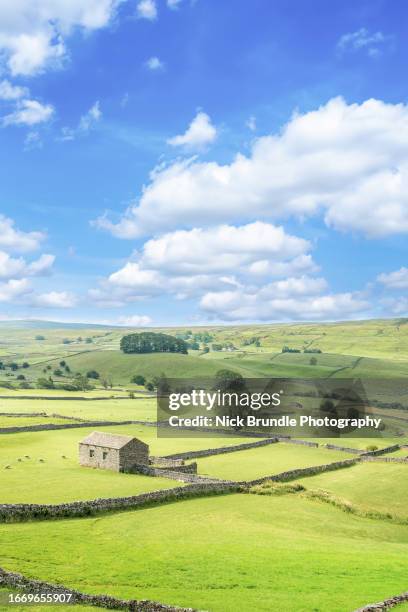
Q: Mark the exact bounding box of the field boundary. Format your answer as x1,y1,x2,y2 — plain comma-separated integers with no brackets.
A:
242,458,359,486
353,590,408,611
0,482,241,522
0,458,360,522
0,567,195,611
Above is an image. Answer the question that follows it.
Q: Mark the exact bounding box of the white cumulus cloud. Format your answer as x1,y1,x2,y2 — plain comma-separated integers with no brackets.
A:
0,79,29,100
0,278,32,303
0,215,45,252
32,291,78,308
96,97,408,239
145,56,164,70
0,0,124,76
167,111,217,150
0,252,54,279
3,99,54,126
117,314,152,325
378,267,408,289
137,0,157,21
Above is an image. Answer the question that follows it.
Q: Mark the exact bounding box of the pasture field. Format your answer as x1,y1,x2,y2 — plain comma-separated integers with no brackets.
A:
0,397,157,422
195,443,353,481
294,462,408,518
0,494,407,612
0,416,79,427
0,319,407,611
0,425,251,503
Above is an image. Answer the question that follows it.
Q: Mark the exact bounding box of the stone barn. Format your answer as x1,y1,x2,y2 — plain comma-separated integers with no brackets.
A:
79,431,149,472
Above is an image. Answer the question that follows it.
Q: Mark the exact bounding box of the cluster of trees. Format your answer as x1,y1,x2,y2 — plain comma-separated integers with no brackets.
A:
282,346,322,354
175,330,213,343
120,332,188,355
0,361,30,371
62,337,93,345
130,373,171,392
242,336,261,347
37,373,94,391
211,342,237,352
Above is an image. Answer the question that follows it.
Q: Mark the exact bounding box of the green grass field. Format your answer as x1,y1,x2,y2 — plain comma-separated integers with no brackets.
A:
0,494,407,612
0,415,79,427
0,425,251,503
0,397,157,422
294,462,408,518
195,443,352,481
1,319,407,611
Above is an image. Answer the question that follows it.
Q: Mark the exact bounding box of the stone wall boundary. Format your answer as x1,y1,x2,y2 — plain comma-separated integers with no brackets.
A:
360,456,408,464
277,438,319,447
242,458,360,486
352,590,408,611
361,444,401,457
0,482,241,523
324,444,364,454
0,567,194,611
164,438,278,460
0,420,134,434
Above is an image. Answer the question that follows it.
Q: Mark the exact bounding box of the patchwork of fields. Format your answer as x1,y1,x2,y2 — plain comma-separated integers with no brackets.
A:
0,320,407,611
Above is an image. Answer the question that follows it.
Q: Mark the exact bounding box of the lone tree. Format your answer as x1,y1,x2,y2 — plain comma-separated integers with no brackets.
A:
120,332,188,355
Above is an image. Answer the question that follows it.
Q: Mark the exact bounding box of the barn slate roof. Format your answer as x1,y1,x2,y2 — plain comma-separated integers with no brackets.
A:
79,431,148,450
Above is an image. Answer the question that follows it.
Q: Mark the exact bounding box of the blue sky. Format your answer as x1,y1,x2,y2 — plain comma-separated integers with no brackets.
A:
0,0,407,325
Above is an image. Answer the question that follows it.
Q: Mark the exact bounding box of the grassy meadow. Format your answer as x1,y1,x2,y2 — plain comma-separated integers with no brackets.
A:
0,319,407,611
1,494,407,612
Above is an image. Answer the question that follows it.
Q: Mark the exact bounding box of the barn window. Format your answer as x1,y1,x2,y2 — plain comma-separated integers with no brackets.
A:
89,449,94,458
103,451,108,460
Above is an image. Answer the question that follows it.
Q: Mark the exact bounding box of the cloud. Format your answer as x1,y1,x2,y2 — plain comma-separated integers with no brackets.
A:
167,0,183,8
0,79,29,100
117,314,152,325
89,222,319,308
0,252,54,279
167,111,217,150
0,215,45,252
200,287,369,322
3,99,54,126
137,0,157,20
79,100,102,131
139,222,312,276
0,278,32,303
32,291,78,308
145,56,164,70
246,115,256,131
0,0,124,76
96,97,408,239
60,100,102,141
337,27,389,58
378,267,408,289
381,296,408,315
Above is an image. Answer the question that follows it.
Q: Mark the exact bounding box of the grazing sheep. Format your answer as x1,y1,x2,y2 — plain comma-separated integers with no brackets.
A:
24,455,30,459
17,458,22,462
39,458,45,462
61,455,67,459
4,465,11,469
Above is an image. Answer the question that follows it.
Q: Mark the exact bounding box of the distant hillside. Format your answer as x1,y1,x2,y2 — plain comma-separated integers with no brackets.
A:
0,320,117,330
45,351,237,384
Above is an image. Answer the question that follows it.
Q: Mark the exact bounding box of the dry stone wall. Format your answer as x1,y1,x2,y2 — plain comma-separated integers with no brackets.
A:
324,444,363,454
242,458,359,486
353,590,408,611
360,456,408,464
0,482,241,523
0,567,194,611
164,437,278,460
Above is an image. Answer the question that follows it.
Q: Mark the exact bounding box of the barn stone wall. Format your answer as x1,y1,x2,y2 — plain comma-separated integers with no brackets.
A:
79,443,120,471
